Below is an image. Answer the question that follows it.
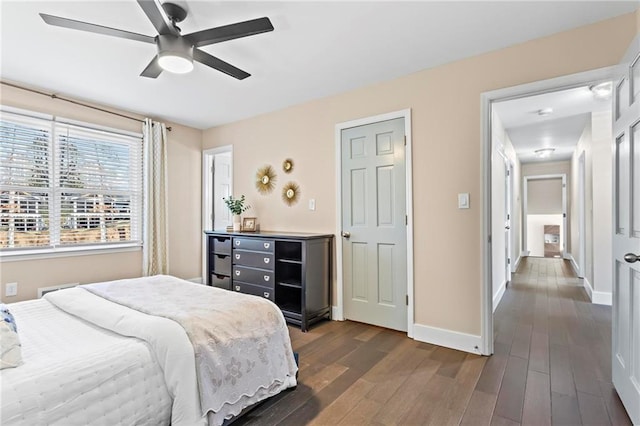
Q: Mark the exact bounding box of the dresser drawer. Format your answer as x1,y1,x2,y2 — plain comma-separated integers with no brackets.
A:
212,254,231,276
232,266,274,288
232,250,274,270
232,281,274,301
211,274,230,290
233,237,275,253
211,236,231,255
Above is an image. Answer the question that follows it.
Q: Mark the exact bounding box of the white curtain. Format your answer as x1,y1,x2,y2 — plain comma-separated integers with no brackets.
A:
142,118,169,276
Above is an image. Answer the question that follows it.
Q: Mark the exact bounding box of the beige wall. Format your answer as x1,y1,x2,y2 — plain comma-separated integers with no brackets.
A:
203,13,636,336
0,84,202,302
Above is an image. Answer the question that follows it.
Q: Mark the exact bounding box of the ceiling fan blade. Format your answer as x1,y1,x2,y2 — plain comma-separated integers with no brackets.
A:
186,17,274,47
140,56,163,78
40,13,155,43
137,0,179,36
193,49,250,80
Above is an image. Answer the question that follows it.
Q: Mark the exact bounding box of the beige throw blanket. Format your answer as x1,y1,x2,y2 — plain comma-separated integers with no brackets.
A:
81,275,298,418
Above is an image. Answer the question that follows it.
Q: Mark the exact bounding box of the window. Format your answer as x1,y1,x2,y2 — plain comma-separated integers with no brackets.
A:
0,107,142,254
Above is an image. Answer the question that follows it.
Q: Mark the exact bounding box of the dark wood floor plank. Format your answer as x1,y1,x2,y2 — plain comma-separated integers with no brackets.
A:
577,391,611,426
461,390,497,425
529,330,550,374
549,343,576,397
493,355,529,422
521,370,551,426
551,392,582,426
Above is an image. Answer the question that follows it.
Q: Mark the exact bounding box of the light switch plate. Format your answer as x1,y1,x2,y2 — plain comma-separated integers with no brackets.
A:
5,282,17,297
308,199,316,211
458,193,470,209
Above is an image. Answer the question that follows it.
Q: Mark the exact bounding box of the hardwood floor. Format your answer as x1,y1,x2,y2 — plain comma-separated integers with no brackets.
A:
237,257,632,425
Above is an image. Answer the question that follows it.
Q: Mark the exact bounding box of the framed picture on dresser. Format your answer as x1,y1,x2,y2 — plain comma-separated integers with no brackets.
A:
242,217,257,232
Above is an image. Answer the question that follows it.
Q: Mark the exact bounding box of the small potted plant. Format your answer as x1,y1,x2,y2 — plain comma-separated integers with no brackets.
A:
223,195,250,231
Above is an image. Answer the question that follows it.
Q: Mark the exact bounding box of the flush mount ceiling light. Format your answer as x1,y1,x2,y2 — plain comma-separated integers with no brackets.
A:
535,148,555,158
590,82,612,100
537,108,553,116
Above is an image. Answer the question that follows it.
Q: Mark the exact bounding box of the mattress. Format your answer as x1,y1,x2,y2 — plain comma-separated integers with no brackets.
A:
0,298,172,426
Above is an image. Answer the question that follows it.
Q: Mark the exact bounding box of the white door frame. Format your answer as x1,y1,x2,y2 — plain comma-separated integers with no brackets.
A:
334,108,414,338
481,66,617,355
201,145,233,283
522,174,567,258
578,151,587,277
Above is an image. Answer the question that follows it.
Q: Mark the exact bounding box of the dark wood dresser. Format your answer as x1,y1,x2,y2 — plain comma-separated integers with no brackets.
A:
204,231,333,331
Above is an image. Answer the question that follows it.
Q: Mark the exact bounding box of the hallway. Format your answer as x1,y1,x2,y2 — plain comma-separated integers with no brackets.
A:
485,257,631,425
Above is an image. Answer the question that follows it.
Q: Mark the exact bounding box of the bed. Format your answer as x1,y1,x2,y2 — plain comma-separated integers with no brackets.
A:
0,275,298,426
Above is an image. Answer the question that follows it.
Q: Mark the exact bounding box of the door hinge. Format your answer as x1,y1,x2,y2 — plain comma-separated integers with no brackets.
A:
405,215,408,225
507,170,510,176
488,235,492,243
404,135,407,146
406,295,409,305
507,214,510,220
563,213,566,218
508,258,511,264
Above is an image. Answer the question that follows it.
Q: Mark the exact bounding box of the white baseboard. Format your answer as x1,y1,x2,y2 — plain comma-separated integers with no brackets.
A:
187,277,203,284
413,324,483,355
493,280,507,313
583,278,612,305
566,254,581,277
513,255,522,271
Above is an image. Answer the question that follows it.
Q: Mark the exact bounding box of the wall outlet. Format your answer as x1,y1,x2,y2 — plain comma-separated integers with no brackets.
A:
5,282,17,297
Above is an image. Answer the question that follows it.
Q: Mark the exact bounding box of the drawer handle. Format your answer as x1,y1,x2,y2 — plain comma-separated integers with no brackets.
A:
264,257,270,264
235,240,241,246
264,242,270,249
263,292,270,298
235,270,241,276
234,285,241,291
264,275,270,282
235,254,241,260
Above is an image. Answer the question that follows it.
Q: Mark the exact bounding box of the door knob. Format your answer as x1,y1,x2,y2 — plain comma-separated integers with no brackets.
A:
341,231,351,239
624,253,639,263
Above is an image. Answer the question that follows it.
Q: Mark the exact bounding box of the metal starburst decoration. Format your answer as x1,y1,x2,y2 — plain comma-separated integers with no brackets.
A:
255,165,277,195
282,181,300,206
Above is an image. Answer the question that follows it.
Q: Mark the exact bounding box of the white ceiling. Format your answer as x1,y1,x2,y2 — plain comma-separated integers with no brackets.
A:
493,86,612,163
1,1,636,129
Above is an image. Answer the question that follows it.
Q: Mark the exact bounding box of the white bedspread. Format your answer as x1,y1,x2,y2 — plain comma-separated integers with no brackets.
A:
45,276,298,425
0,298,172,426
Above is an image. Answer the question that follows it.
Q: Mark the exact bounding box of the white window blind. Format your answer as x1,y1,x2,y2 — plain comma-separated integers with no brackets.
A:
0,108,142,253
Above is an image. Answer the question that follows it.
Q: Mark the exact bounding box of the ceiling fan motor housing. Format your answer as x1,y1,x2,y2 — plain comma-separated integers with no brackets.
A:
157,34,194,72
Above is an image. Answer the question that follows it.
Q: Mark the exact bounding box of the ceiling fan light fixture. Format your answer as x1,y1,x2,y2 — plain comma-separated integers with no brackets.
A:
157,35,194,74
158,52,193,73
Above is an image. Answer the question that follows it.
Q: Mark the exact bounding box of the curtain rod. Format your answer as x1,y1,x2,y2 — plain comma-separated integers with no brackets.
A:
1,81,172,131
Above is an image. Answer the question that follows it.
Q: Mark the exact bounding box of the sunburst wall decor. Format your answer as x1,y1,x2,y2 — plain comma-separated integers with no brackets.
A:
255,165,277,194
282,158,294,173
282,181,300,206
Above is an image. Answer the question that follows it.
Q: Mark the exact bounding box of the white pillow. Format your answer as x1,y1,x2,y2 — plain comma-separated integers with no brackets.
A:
0,317,23,369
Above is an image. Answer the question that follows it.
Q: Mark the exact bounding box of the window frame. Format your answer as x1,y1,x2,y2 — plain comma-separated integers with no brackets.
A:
0,106,143,260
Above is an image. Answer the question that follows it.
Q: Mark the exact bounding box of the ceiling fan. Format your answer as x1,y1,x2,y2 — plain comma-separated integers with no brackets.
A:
39,0,274,80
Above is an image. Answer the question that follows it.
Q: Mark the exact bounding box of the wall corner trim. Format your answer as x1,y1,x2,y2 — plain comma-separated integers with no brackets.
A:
413,324,484,355
566,253,581,276
331,306,344,321
583,277,612,306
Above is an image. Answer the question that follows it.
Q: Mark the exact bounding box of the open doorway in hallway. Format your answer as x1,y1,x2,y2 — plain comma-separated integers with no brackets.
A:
490,81,613,313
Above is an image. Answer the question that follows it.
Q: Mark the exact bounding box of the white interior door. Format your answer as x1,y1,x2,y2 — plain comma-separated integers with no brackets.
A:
341,118,407,331
612,50,640,425
213,152,232,230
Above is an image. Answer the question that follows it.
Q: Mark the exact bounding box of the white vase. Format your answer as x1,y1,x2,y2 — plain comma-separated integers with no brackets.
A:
233,215,241,232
